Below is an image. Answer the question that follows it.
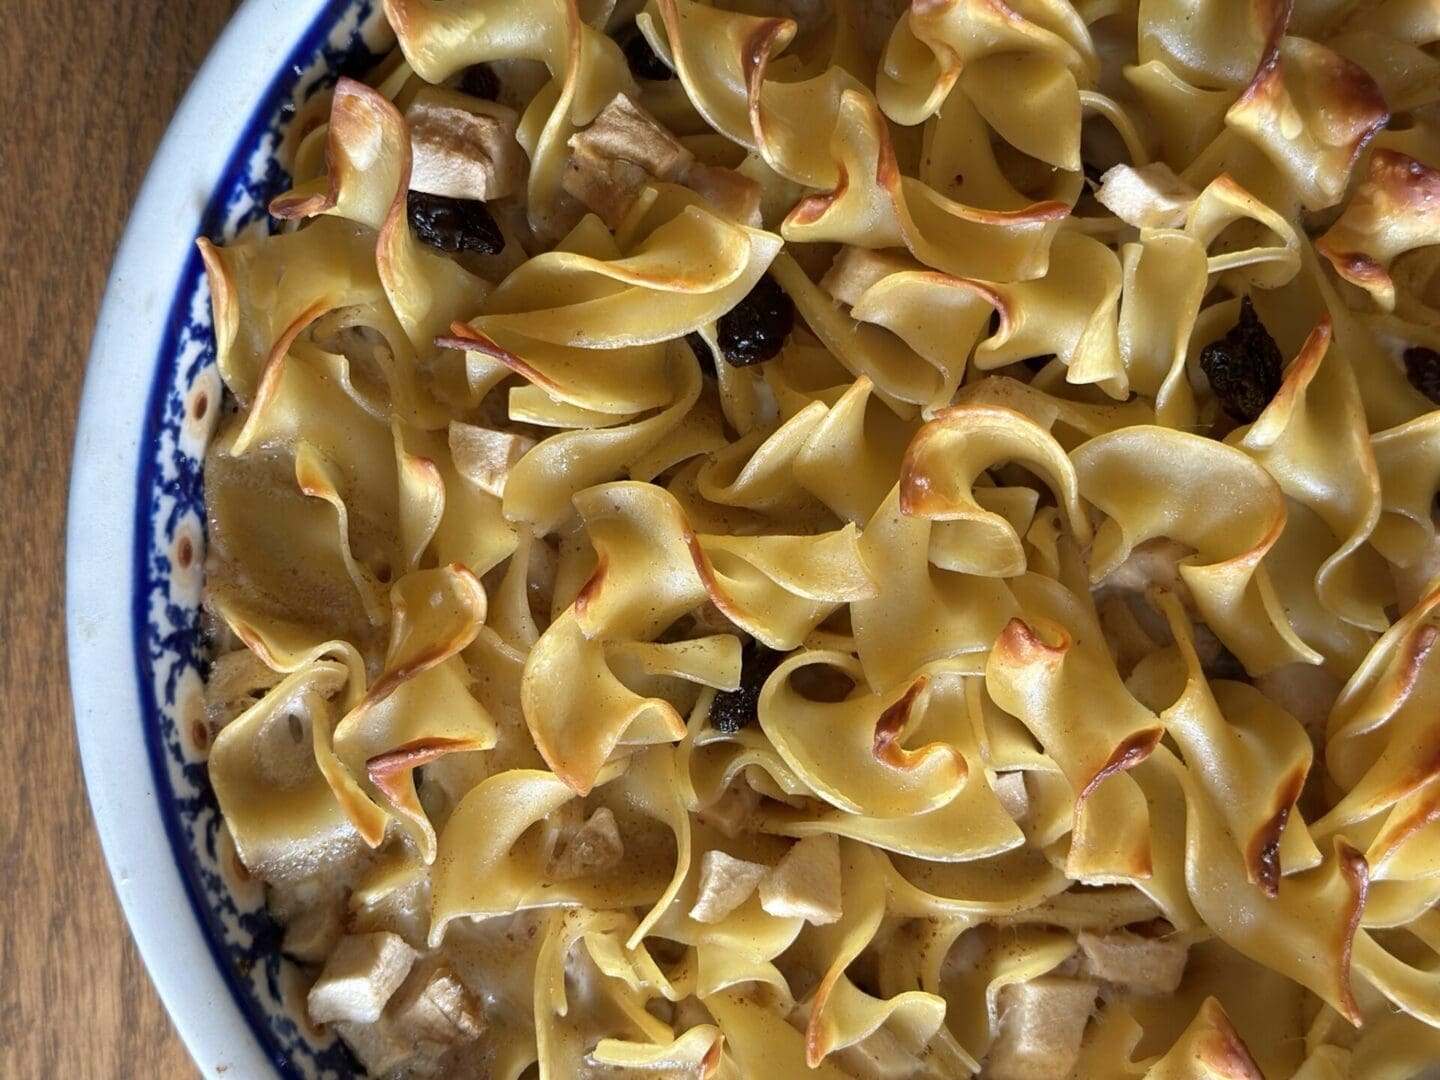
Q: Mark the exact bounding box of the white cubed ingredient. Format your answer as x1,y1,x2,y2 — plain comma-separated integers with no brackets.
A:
561,147,650,228
406,88,525,202
686,162,763,227
448,421,535,499
1094,162,1198,229
1100,537,1196,599
758,834,842,925
689,850,770,924
819,246,917,307
281,903,344,965
307,932,417,1026
569,93,693,181
695,775,761,839
389,964,485,1043
1076,929,1187,995
993,771,1030,823
549,807,625,881
333,1018,414,1075
987,977,1098,1080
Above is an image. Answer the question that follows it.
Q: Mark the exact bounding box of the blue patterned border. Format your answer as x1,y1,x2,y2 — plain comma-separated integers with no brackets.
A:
131,3,388,1075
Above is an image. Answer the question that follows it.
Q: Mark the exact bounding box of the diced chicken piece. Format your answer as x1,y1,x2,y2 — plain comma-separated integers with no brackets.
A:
986,977,1098,1080
563,93,695,227
406,87,526,202
570,93,694,182
1099,538,1197,605
1095,162,1198,229
282,902,344,965
562,147,650,228
389,963,485,1044
549,807,625,881
307,932,418,1025
993,772,1030,823
1076,930,1187,995
334,1017,415,1075
448,421,535,499
1254,663,1343,740
759,834,842,925
696,775,761,839
820,246,919,307
686,162,763,227
689,851,770,924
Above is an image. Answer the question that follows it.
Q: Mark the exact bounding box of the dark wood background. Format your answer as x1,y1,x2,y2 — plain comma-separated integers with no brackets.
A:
1,0,239,1074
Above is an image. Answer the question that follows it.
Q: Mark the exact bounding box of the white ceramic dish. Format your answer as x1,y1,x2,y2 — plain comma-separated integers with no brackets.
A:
67,1,387,1074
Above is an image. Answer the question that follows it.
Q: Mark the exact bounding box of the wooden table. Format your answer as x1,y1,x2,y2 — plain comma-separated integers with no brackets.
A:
1,1,239,1074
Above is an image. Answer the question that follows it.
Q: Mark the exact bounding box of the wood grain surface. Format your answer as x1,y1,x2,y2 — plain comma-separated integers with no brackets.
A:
0,0,239,1075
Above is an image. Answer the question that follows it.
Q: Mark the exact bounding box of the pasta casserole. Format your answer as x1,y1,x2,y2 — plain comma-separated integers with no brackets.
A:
195,0,1440,1074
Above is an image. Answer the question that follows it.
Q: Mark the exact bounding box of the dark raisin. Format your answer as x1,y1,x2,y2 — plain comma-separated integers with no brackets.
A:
1199,295,1284,424
1203,643,1248,682
620,24,674,81
1404,346,1440,405
407,190,504,256
457,63,499,100
718,274,793,367
686,331,717,378
708,642,786,733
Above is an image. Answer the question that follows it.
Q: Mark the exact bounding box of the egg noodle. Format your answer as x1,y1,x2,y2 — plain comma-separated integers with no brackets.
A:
196,0,1440,1075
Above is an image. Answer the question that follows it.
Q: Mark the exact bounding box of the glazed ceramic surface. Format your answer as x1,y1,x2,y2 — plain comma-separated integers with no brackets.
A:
67,1,389,1074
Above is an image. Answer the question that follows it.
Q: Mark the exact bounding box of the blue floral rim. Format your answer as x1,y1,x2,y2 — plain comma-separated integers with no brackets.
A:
130,2,383,1075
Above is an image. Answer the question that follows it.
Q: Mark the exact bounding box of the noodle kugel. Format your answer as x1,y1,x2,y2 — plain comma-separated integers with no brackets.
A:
193,0,1440,1074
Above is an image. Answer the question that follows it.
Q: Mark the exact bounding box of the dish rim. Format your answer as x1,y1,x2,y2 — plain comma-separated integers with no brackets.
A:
66,0,356,1074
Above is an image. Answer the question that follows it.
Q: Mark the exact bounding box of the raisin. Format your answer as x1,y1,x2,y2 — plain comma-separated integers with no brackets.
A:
686,331,717,378
457,63,499,100
708,642,786,733
1199,295,1284,424
718,274,793,367
407,190,504,255
1404,346,1440,405
620,24,675,81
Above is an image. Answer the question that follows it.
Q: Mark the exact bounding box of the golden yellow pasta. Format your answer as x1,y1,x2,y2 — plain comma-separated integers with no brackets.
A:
197,0,1440,1074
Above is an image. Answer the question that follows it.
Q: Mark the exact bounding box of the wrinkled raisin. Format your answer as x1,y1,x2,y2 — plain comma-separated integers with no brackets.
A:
718,275,793,366
686,331,717,378
620,24,674,81
1404,346,1440,405
457,63,499,100
708,642,786,733
407,191,504,256
1200,295,1284,424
